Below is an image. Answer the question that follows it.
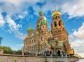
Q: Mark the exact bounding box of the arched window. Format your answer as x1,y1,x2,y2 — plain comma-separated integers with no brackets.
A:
37,25,39,30
58,16,60,19
56,16,57,19
59,21,61,26
54,22,57,27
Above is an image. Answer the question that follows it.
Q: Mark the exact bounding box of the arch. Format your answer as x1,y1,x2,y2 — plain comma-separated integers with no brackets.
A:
54,22,57,27
57,16,60,19
59,21,61,26
57,50,61,56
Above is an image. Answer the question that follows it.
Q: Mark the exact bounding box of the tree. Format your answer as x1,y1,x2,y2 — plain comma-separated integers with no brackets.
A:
15,50,22,55
0,46,22,55
0,46,12,54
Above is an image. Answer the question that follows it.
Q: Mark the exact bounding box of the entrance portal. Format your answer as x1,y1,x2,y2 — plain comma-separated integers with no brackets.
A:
57,50,61,56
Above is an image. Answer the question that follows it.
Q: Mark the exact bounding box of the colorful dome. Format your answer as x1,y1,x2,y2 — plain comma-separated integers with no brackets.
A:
37,17,47,26
52,11,61,16
41,17,47,25
27,28,33,32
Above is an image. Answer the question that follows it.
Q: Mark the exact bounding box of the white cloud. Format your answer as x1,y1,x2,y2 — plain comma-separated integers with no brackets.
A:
0,0,40,17
15,31,27,40
7,16,21,31
73,23,84,39
78,53,84,58
61,0,84,17
0,0,84,18
16,44,24,47
70,38,84,47
0,14,5,26
69,23,84,57
18,15,24,19
5,15,26,40
0,0,39,5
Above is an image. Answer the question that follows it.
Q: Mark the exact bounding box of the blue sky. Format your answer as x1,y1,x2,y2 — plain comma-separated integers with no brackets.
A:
0,0,84,57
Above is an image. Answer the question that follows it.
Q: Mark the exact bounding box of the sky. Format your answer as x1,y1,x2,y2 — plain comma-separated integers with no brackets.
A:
0,0,84,57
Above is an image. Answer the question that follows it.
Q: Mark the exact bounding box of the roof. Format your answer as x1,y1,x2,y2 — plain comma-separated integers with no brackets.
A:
27,28,34,32
37,17,47,26
52,10,61,16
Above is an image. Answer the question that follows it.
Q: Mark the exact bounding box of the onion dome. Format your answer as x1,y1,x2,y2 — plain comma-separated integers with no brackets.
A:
52,10,61,16
37,11,47,26
27,28,34,32
41,17,47,25
37,17,47,26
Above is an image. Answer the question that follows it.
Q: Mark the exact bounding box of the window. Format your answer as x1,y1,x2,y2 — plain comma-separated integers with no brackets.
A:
59,21,61,26
54,22,57,27
56,16,57,19
43,25,44,28
58,16,60,19
32,39,33,43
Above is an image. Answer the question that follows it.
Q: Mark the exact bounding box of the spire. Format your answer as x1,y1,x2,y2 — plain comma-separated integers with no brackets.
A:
39,11,43,17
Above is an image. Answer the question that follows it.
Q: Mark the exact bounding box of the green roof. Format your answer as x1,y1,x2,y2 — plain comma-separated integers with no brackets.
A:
27,28,34,32
40,19,47,26
37,17,47,26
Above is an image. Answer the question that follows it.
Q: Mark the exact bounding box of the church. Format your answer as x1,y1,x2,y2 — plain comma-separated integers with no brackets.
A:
23,10,74,56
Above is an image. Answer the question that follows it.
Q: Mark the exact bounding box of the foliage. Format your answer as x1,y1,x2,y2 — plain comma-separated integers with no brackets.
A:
12,50,22,55
0,46,12,54
27,28,34,32
0,46,22,55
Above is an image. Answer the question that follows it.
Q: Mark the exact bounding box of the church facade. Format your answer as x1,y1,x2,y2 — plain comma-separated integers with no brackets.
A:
23,10,74,56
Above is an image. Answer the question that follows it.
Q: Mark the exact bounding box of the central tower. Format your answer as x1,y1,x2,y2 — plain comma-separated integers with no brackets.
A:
37,11,49,40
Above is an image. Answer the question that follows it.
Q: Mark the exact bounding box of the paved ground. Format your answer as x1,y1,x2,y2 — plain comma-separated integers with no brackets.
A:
0,55,79,62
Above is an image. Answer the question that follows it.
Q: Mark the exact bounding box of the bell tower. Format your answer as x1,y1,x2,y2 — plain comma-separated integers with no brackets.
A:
51,11,68,41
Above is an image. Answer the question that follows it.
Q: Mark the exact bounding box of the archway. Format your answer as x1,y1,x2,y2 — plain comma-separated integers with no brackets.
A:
57,50,61,56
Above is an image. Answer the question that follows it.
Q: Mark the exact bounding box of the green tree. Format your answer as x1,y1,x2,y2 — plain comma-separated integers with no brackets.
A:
15,50,22,55
0,46,12,54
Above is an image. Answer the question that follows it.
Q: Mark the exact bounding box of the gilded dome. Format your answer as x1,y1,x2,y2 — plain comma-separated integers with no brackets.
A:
27,28,34,32
52,11,61,16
